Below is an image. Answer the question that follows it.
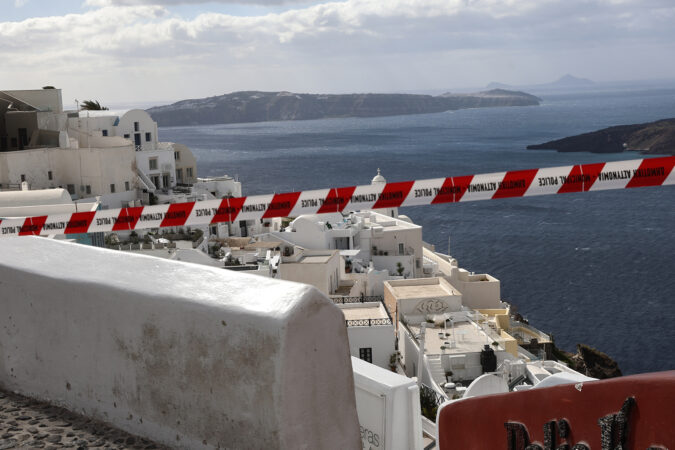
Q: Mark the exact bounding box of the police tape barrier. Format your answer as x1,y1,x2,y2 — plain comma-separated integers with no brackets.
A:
1,156,673,238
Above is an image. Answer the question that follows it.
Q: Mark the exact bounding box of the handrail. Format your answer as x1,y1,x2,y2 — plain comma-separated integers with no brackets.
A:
345,317,392,327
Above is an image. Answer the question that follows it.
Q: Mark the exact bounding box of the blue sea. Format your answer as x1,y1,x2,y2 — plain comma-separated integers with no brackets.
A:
160,87,675,375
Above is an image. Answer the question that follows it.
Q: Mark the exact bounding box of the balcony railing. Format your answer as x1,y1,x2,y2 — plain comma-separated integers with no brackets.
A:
331,295,384,304
345,318,392,327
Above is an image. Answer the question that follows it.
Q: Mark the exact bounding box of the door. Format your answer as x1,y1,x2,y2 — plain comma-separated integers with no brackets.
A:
18,128,28,149
134,133,142,149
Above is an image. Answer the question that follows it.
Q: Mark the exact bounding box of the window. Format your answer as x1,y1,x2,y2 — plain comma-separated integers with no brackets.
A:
20,174,26,182
48,171,52,180
125,181,130,191
176,168,183,182
18,128,28,147
174,151,180,160
162,173,170,187
134,122,139,132
149,158,158,170
102,130,108,137
186,167,193,178
67,184,75,195
110,183,115,193
124,134,130,139
359,348,373,364
145,132,151,142
399,243,404,255
85,185,91,195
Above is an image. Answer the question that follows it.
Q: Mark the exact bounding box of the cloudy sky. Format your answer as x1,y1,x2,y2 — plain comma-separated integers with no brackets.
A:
2,0,675,106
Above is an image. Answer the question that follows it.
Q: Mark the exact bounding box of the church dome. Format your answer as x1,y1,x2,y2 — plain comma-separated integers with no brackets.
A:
371,168,386,184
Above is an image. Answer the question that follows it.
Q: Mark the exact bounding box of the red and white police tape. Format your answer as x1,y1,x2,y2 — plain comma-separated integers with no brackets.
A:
1,156,673,238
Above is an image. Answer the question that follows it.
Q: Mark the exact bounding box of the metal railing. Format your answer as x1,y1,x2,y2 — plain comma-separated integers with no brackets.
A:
331,295,384,304
420,383,445,407
345,317,392,327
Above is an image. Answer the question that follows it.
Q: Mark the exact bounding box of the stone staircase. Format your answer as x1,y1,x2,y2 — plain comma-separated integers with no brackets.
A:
427,356,447,387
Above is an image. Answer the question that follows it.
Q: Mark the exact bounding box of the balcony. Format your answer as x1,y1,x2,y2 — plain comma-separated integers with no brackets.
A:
336,297,394,328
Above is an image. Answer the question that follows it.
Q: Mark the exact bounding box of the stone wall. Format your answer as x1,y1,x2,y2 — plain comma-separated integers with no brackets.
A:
0,237,360,449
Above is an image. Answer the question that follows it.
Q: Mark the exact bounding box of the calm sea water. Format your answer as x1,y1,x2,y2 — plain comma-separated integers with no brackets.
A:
160,88,675,375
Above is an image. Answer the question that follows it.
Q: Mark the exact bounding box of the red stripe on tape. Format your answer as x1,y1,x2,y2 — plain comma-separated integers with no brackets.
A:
558,165,583,193
452,175,474,202
262,192,301,219
580,162,605,191
160,202,195,228
626,156,675,188
318,187,357,214
19,216,48,236
372,181,414,209
65,211,96,234
431,178,455,204
112,207,144,231
492,169,537,199
211,197,247,223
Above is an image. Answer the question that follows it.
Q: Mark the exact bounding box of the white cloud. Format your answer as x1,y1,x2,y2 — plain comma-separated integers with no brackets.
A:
84,0,312,6
14,0,29,7
1,0,674,101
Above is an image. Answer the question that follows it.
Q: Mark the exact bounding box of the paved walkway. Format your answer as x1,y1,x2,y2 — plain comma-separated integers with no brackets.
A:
0,389,167,449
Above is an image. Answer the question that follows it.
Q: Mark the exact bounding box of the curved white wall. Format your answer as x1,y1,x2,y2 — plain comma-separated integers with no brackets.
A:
0,238,360,449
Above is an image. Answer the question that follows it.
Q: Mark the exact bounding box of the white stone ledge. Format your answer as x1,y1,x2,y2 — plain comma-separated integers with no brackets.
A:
0,237,360,449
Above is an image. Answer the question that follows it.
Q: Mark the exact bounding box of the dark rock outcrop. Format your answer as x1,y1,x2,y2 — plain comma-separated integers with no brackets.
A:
554,343,622,379
147,89,540,127
527,118,675,155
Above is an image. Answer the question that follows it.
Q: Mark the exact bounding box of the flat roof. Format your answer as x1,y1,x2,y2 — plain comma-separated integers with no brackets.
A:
246,241,282,249
408,320,495,355
340,303,390,321
387,278,460,300
297,255,332,264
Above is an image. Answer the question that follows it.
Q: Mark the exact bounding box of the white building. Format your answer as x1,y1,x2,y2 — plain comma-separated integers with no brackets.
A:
338,300,396,370
383,276,520,400
351,357,423,450
273,209,424,279
0,89,138,209
0,87,204,212
68,109,198,191
422,247,502,310
277,248,341,296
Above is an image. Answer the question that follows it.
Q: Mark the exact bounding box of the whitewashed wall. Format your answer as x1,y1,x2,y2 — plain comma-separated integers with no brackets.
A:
347,324,395,370
0,238,360,449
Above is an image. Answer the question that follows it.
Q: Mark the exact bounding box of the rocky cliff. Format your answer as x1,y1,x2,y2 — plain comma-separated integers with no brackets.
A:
527,118,675,155
553,343,622,379
146,89,540,127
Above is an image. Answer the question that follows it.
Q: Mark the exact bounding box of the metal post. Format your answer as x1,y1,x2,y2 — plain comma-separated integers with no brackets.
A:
417,322,426,388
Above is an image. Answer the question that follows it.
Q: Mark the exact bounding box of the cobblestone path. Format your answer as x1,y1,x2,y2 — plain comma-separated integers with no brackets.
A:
0,389,168,449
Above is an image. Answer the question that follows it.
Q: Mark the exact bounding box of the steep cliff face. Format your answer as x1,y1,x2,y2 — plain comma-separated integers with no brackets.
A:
146,89,540,127
553,343,623,379
527,118,675,155
571,344,623,379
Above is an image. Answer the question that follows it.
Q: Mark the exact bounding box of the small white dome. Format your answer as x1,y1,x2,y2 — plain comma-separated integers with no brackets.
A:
371,168,386,184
